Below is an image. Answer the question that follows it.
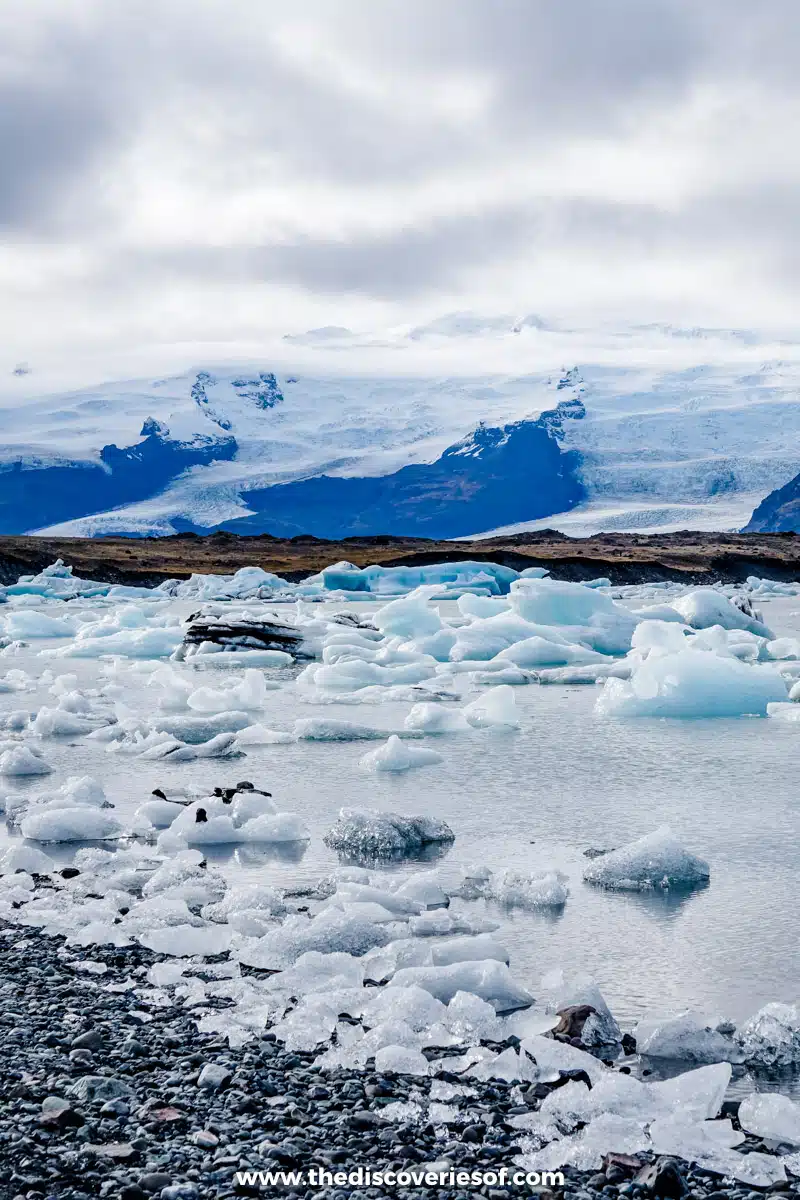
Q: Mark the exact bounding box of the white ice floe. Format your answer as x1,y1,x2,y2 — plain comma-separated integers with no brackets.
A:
461,685,519,729
0,745,53,776
487,869,569,909
186,668,276,713
582,827,710,891
359,735,444,773
403,702,470,734
597,626,787,718
634,1010,744,1063
671,588,774,638
21,807,123,842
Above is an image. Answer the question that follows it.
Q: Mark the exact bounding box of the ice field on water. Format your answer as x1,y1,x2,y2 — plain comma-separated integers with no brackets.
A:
7,558,800,1176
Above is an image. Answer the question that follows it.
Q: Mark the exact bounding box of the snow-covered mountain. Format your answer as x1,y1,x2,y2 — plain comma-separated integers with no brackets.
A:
2,316,800,538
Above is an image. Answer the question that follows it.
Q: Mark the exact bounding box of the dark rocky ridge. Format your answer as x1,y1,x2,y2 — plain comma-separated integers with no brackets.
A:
745,471,800,533
2,530,800,589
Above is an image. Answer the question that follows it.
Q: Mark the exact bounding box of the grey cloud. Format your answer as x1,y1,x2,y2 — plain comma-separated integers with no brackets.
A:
111,206,538,298
2,0,800,316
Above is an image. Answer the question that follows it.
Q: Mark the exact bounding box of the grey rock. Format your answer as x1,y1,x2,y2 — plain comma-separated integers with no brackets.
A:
196,1063,232,1091
70,1075,136,1103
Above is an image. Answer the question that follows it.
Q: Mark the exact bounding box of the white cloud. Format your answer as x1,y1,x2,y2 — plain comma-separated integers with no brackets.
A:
1,0,800,379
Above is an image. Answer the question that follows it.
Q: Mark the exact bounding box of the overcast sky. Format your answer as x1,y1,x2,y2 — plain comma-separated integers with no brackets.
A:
2,0,800,375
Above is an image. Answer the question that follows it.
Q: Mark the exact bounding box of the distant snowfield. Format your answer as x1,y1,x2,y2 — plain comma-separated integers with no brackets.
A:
3,314,800,537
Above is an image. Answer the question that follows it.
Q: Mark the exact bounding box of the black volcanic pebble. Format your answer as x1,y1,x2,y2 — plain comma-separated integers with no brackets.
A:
0,919,791,1200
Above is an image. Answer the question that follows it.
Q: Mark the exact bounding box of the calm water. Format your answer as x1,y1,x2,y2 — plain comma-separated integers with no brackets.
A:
3,592,800,1035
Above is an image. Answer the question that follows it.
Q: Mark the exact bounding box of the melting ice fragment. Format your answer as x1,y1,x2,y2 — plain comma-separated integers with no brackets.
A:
739,1091,800,1146
635,1010,744,1063
323,808,454,861
582,826,710,891
359,735,443,772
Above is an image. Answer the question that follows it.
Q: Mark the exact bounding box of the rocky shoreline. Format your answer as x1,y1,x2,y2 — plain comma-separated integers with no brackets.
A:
1,925,796,1200
3,530,800,589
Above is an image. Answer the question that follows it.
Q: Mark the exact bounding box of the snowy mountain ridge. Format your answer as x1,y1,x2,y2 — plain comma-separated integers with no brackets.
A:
2,316,800,538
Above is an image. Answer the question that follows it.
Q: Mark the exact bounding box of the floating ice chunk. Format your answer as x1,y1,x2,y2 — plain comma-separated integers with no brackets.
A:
488,869,569,909
388,960,533,1012
429,934,509,967
294,718,390,741
235,724,295,745
330,883,422,916
403,703,470,734
323,808,454,860
0,745,53,776
582,826,710,891
238,812,310,843
360,735,443,773
31,706,106,737
394,873,450,910
672,588,773,638
4,610,79,638
457,594,511,618
635,1011,744,1063
133,798,185,829
597,642,786,718
462,685,519,729
767,702,800,723
736,1002,800,1067
187,669,274,713
373,1045,430,1076
138,922,232,957
0,844,55,874
143,852,226,907
739,1092,800,1146
153,710,252,743
497,636,607,668
57,626,183,658
373,587,443,638
21,807,123,842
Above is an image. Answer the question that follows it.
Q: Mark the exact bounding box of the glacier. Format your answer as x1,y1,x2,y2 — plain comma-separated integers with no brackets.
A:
5,319,800,537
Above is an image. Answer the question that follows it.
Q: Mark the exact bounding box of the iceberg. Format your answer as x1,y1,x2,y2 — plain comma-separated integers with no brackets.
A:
597,638,786,718
671,588,774,638
635,1010,744,1063
359,735,444,772
462,685,520,729
403,702,470,734
489,870,569,909
20,807,123,842
323,808,455,860
0,745,53,776
582,827,710,891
